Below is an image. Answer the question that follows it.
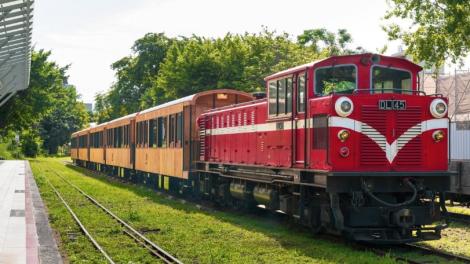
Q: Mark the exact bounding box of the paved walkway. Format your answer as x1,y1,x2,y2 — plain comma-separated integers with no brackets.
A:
0,161,62,264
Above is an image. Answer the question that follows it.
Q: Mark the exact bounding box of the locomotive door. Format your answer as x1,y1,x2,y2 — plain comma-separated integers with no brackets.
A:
294,71,307,165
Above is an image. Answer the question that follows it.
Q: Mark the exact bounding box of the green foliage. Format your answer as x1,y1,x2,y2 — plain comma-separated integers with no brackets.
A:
20,130,41,158
0,50,88,155
96,28,356,121
39,86,89,154
383,0,470,69
297,28,354,55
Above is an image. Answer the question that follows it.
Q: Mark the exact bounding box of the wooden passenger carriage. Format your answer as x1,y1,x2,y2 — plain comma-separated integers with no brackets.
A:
135,89,253,179
71,89,253,184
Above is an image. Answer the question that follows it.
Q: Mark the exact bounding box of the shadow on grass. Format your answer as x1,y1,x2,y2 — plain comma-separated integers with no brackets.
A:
32,159,382,263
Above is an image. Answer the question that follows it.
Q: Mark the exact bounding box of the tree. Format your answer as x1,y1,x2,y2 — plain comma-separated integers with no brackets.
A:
0,49,88,156
383,0,470,69
39,85,88,154
0,50,69,131
96,28,356,117
297,28,353,55
105,33,174,119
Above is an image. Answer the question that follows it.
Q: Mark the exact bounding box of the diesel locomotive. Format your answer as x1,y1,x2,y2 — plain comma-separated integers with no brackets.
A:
71,54,452,243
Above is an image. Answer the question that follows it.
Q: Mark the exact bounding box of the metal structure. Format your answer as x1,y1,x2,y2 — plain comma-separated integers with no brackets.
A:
0,0,33,107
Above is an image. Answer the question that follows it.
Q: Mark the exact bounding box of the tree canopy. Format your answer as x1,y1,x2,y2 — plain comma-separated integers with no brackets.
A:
383,0,470,69
0,49,89,156
95,28,356,123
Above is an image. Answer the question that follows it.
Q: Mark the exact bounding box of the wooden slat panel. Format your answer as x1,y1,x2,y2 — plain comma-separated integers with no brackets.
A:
135,148,184,178
89,149,105,164
106,148,132,169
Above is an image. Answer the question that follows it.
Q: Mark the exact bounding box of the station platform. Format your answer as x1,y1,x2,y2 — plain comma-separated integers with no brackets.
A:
0,161,62,264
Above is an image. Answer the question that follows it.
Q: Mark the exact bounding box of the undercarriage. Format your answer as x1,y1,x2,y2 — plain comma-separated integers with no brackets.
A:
196,162,451,243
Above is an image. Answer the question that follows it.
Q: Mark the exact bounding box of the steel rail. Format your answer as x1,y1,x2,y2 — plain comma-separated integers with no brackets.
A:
403,243,470,264
49,169,182,264
447,212,470,225
43,176,115,264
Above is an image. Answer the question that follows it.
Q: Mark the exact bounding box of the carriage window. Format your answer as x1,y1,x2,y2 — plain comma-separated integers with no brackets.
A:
176,113,183,146
169,115,175,147
297,74,306,113
268,81,277,115
315,65,356,95
372,66,411,94
158,117,167,148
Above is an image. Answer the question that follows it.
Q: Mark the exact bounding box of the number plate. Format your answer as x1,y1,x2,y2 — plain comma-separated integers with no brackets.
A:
378,100,406,110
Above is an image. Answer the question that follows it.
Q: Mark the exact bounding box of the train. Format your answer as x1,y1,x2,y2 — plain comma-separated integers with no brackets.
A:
71,53,452,244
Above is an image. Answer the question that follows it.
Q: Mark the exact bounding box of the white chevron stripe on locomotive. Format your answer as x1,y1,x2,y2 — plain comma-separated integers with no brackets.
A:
329,117,448,163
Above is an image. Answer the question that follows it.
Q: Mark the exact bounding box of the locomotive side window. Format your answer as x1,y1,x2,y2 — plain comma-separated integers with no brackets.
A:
372,66,411,94
278,79,286,115
268,77,294,117
297,73,306,113
268,81,277,116
286,78,293,114
315,65,356,95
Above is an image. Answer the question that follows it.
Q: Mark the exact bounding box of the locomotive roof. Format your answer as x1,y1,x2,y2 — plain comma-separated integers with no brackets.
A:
264,53,422,81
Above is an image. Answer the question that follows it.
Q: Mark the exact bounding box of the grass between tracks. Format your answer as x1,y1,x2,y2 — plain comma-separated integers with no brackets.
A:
31,157,398,264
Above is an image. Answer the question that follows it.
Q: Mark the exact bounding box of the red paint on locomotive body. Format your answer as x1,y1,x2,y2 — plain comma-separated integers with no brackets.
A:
199,54,449,173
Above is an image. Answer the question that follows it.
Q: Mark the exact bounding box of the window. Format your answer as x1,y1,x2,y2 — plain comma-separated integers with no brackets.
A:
286,78,293,114
176,112,183,146
315,65,357,95
297,73,306,113
169,115,175,147
278,79,286,115
90,132,102,148
79,135,87,148
372,66,411,94
268,77,294,117
313,115,328,150
149,119,157,147
158,117,167,148
269,81,277,115
143,121,148,147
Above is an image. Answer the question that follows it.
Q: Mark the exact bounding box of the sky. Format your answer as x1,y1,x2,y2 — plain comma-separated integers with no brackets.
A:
31,0,452,104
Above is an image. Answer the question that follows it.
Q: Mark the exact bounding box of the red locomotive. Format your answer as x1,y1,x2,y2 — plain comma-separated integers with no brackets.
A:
72,54,451,243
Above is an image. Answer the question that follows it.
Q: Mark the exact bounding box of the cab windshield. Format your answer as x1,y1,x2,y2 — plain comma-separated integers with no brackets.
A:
372,66,412,94
315,65,357,95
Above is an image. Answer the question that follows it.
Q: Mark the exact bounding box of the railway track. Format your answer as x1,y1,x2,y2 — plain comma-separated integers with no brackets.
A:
40,164,182,264
66,162,470,263
447,211,470,225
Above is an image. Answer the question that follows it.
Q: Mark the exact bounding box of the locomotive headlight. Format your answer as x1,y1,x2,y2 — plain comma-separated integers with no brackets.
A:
335,97,354,117
433,130,445,142
430,99,448,118
338,129,350,142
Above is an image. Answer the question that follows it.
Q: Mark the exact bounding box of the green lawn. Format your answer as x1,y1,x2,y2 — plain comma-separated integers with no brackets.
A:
31,157,398,264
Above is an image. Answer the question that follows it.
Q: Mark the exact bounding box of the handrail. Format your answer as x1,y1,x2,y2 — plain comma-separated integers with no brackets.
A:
352,88,427,95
